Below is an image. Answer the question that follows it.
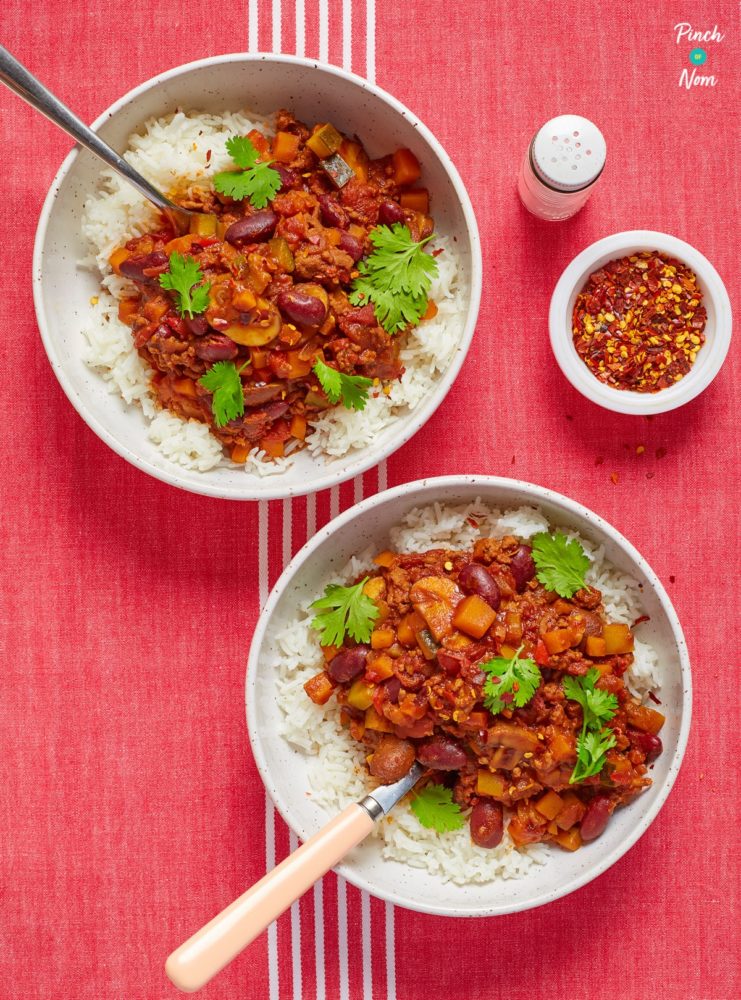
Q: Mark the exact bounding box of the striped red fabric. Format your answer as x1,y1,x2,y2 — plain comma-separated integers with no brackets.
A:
1,1,739,999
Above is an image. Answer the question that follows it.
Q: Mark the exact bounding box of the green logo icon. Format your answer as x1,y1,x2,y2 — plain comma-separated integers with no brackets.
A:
689,47,708,65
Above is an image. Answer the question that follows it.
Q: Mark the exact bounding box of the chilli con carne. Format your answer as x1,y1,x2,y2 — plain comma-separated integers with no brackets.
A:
572,251,707,392
108,111,436,462
304,536,665,852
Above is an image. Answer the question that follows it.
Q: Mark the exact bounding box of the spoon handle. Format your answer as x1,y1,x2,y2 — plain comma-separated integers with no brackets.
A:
0,44,179,216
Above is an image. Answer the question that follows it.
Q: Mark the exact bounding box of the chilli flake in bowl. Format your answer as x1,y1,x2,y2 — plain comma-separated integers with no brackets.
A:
274,499,665,886
80,108,465,476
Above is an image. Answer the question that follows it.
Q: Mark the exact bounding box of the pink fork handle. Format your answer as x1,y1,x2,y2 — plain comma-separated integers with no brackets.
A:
165,803,376,993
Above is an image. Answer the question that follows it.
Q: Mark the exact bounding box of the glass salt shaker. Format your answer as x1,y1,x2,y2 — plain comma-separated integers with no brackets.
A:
518,115,607,221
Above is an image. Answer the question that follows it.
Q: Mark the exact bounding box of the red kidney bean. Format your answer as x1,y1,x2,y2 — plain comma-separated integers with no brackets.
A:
457,563,500,609
369,736,416,784
195,335,238,362
384,676,401,703
243,382,283,407
378,200,405,225
183,315,209,337
470,800,504,849
580,795,612,841
274,164,300,191
629,729,662,762
119,251,169,284
510,545,536,591
416,736,468,771
327,645,369,683
339,232,364,262
224,210,278,246
277,288,328,327
318,194,348,228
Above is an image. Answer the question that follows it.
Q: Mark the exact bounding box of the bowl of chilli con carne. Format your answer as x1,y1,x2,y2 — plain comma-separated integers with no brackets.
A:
549,230,732,416
246,476,691,917
33,55,481,500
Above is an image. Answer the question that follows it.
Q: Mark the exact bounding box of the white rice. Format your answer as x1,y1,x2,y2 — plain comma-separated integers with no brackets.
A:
275,501,661,885
79,110,465,474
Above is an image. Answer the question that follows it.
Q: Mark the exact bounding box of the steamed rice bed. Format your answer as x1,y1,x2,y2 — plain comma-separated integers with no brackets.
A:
275,501,661,885
80,111,465,475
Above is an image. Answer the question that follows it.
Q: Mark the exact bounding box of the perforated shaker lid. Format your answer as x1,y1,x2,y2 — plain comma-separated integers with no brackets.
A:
531,115,606,192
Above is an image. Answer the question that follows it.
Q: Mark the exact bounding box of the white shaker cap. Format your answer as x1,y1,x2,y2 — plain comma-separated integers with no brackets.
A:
531,115,606,192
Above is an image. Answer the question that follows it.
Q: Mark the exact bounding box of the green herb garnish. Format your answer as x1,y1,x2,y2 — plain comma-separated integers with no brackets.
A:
531,532,591,598
213,135,282,208
480,644,541,715
159,252,211,318
198,359,250,427
313,359,372,411
349,223,438,335
410,783,465,833
563,669,618,783
310,578,379,647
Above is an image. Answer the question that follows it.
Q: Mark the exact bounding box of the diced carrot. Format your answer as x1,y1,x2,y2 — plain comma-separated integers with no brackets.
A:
585,636,607,657
363,577,385,601
543,628,574,655
504,611,523,644
507,817,544,847
117,297,139,325
290,414,307,441
109,246,131,275
370,629,394,651
499,644,518,660
260,438,285,459
452,594,497,639
602,623,635,654
400,189,429,214
250,348,269,368
535,790,564,821
339,140,369,181
272,130,301,163
397,611,425,647
392,148,421,186
555,792,586,830
173,378,198,399
304,671,334,705
230,444,249,464
364,705,393,733
366,652,394,681
554,827,582,851
549,730,577,763
460,710,489,730
321,645,339,662
625,702,665,735
476,770,506,799
373,550,396,568
422,299,438,321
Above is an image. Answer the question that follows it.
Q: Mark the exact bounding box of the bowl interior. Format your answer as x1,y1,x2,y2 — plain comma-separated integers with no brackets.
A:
35,56,478,499
247,477,690,916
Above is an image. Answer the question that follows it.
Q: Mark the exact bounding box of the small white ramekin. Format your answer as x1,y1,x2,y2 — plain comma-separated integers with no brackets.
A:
549,231,732,415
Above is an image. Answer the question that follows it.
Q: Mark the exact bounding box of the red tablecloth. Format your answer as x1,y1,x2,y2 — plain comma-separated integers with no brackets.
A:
1,1,739,998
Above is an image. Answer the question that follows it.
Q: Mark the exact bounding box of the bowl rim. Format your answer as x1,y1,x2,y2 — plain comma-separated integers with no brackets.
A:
245,474,692,917
549,229,732,416
32,52,482,501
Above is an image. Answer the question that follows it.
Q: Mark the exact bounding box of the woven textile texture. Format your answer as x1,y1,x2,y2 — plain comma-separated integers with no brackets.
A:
0,1,739,998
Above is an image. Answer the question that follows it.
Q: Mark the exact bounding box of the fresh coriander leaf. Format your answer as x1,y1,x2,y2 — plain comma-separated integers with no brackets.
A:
571,728,617,783
410,783,465,833
480,644,541,715
212,134,282,209
159,252,211,318
349,223,438,335
198,359,250,427
313,359,372,411
310,578,379,646
531,531,591,598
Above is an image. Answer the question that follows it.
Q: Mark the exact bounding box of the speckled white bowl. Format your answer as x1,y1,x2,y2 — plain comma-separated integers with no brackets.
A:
246,476,691,917
33,54,481,499
549,230,732,415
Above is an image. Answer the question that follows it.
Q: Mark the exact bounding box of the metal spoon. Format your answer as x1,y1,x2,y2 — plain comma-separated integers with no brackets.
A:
0,44,194,231
165,761,424,993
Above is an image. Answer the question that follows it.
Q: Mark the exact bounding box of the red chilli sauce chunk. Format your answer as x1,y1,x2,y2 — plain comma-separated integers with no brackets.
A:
572,251,707,392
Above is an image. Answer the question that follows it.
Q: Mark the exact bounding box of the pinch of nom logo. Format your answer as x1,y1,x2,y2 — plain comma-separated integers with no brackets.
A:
675,22,723,88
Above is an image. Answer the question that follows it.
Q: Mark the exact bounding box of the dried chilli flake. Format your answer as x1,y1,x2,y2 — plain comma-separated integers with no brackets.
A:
572,251,707,392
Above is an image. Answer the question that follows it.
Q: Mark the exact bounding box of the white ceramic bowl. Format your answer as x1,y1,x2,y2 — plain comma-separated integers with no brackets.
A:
246,475,691,917
549,230,732,415
33,54,481,500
